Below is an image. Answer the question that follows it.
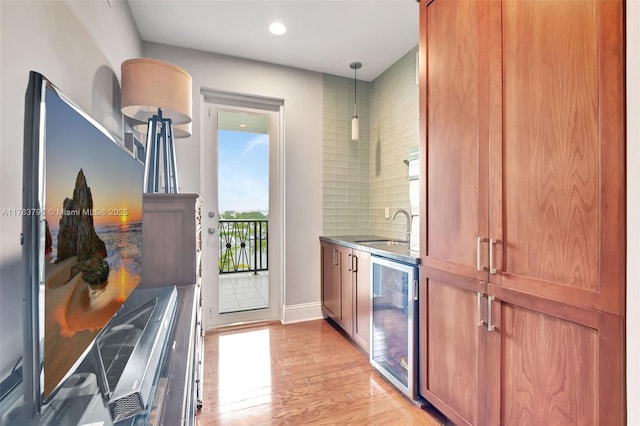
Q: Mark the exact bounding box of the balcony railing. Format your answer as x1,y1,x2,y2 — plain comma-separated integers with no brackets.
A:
218,219,268,274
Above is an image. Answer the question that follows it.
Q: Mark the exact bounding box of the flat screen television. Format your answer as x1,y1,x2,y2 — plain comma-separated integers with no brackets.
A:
22,71,143,414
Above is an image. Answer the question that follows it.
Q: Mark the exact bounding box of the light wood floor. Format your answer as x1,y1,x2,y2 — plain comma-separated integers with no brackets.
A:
197,319,445,425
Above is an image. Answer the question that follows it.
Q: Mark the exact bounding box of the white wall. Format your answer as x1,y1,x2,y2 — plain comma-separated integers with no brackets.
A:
627,1,639,423
142,42,323,309
0,0,141,381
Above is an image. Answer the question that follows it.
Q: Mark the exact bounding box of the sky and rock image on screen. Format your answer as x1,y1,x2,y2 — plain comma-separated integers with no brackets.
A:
42,90,143,399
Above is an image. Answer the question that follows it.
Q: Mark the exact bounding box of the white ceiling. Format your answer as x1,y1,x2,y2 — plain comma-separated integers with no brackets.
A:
126,0,420,82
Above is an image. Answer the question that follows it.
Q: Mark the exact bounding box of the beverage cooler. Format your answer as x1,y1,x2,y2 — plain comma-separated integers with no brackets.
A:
370,255,418,400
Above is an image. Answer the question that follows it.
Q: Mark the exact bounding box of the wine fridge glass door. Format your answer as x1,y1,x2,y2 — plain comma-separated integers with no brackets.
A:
370,256,417,400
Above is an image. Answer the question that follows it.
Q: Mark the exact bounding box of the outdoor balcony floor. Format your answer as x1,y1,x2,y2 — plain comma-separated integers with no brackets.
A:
219,271,269,313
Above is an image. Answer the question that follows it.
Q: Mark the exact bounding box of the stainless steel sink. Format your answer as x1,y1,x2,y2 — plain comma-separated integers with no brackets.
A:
360,240,409,249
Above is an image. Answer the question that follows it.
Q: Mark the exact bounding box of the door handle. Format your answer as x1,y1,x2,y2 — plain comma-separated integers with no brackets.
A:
333,249,338,266
489,238,498,274
477,291,487,327
477,237,487,272
207,227,216,235
487,295,496,331
348,253,352,272
352,254,358,273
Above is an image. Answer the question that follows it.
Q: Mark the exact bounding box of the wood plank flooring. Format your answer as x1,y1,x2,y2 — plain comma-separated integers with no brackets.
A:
197,319,445,425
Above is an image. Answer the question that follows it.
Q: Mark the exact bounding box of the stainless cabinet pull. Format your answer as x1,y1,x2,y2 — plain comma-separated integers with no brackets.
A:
348,253,352,272
487,295,496,331
477,291,487,327
489,238,497,274
333,249,338,266
352,255,358,273
477,237,487,271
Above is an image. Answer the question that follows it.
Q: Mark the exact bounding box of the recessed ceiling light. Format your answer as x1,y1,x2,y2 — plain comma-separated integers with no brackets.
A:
239,124,246,128
269,22,287,36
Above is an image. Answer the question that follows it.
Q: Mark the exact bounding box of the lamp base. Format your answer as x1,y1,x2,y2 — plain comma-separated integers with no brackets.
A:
143,110,179,193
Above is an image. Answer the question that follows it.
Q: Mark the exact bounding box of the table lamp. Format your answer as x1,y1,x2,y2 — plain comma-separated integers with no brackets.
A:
121,58,192,193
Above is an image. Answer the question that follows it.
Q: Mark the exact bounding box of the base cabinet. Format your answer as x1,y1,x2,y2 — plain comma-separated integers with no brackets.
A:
486,290,624,426
320,241,370,353
419,269,485,426
419,268,625,426
140,193,204,422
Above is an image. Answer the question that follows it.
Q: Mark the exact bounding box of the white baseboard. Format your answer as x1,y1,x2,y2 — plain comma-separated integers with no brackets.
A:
282,302,324,324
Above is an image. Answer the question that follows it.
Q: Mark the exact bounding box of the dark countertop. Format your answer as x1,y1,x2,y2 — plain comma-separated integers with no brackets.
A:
319,235,420,265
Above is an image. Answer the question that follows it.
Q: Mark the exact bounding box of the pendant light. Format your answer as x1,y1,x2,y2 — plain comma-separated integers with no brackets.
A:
350,61,362,141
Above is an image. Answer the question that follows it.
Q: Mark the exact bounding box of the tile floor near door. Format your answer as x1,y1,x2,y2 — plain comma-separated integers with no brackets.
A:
219,272,269,313
197,319,446,425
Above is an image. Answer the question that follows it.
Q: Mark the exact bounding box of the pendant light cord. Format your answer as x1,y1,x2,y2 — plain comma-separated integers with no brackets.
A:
354,66,357,117
350,61,361,118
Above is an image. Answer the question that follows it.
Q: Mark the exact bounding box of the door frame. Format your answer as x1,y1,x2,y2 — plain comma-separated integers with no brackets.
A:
199,89,285,330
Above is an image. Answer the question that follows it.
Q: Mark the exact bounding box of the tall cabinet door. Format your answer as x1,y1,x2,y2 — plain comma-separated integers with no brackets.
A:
488,0,626,315
420,0,490,282
419,0,489,424
484,0,626,424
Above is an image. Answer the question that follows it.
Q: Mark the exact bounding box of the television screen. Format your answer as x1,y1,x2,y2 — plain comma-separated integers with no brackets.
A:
22,72,143,405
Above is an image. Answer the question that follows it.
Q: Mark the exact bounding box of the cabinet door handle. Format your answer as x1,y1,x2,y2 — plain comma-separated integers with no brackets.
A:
477,291,487,327
487,295,496,331
489,238,498,274
333,249,338,266
477,237,487,272
352,255,358,273
348,253,352,272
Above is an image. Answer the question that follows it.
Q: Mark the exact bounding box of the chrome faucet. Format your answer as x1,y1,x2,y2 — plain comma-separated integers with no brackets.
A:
391,208,412,243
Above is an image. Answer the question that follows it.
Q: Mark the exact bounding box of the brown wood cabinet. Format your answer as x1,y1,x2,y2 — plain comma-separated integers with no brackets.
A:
321,242,341,320
141,193,203,288
352,249,371,350
320,241,371,352
418,1,625,425
139,193,205,413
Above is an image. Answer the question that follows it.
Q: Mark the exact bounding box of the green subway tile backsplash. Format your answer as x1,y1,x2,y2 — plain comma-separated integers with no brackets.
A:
322,46,419,238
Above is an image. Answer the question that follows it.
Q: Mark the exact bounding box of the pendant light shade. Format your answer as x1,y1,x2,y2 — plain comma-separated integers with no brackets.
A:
351,116,360,141
350,61,362,141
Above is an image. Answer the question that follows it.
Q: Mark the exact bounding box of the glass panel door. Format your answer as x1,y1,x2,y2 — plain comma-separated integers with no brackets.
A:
200,101,281,329
217,111,270,314
370,256,417,399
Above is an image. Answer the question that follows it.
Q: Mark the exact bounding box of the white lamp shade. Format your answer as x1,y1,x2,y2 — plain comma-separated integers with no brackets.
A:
351,116,360,141
121,58,192,124
133,121,192,139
